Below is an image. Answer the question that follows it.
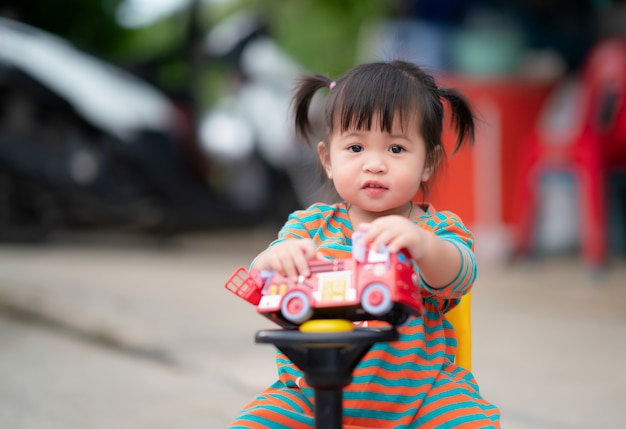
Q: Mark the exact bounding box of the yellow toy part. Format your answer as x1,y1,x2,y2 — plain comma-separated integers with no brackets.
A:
445,291,472,370
300,319,355,333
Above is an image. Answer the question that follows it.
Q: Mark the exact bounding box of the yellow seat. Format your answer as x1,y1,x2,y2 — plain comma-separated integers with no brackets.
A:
445,291,472,370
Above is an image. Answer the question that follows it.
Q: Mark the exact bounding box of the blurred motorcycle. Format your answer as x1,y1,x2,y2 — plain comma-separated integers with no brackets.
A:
198,11,324,217
0,16,290,242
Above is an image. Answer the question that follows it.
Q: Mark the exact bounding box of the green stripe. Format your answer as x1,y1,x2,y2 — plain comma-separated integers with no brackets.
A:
343,405,417,423
416,400,499,427
267,391,308,414
347,374,437,391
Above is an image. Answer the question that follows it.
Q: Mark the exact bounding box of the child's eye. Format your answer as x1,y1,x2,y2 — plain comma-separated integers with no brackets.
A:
389,145,404,154
348,145,363,153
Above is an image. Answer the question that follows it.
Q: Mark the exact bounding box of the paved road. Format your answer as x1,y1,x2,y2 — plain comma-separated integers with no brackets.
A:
0,228,624,428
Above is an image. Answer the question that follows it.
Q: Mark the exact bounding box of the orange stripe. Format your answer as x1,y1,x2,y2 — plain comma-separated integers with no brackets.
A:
351,366,440,383
232,421,268,429
278,390,313,413
344,415,414,428
416,382,496,426
343,386,430,406
237,401,312,428
423,406,477,426
344,382,432,397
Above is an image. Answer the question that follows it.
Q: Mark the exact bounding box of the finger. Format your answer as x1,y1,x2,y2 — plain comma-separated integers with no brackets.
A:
292,249,312,278
386,236,406,253
366,228,387,250
267,251,286,274
256,251,281,273
279,254,299,279
279,241,312,279
300,239,318,260
250,253,267,271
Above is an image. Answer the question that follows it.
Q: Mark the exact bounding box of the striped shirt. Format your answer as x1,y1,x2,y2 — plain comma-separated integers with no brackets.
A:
231,202,500,428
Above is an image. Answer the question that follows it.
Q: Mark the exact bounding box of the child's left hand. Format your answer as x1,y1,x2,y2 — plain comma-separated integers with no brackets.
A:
359,215,434,261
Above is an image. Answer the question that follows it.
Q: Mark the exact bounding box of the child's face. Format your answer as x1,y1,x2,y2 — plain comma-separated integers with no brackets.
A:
318,115,431,217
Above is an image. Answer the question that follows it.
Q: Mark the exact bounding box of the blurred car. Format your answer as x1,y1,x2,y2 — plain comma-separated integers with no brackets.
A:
0,17,293,242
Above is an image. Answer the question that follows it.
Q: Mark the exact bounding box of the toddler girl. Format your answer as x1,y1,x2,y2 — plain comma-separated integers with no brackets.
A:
230,60,500,428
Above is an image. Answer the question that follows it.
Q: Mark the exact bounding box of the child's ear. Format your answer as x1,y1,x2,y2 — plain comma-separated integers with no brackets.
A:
421,167,432,182
422,145,443,182
317,141,332,179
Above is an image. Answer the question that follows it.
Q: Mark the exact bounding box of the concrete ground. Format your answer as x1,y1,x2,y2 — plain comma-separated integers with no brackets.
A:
0,227,624,429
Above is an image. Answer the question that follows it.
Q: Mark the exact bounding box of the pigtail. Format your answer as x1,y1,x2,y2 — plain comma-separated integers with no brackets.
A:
438,87,475,153
292,74,333,144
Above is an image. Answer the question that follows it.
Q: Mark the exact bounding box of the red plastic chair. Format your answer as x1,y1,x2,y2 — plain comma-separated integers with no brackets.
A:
516,37,626,268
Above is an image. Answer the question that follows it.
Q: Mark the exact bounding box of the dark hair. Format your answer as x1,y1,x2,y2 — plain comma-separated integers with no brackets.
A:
292,60,475,196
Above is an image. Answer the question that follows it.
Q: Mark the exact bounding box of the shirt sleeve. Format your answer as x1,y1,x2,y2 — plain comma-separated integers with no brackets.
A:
275,209,318,241
417,210,477,311
250,205,324,268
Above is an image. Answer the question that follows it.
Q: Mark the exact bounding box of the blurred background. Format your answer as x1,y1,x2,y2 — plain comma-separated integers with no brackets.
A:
0,0,625,428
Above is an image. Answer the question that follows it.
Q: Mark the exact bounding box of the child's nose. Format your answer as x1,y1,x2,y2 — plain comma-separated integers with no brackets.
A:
363,155,386,173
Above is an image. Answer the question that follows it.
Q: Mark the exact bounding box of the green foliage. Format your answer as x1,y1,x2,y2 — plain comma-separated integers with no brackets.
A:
1,0,393,105
118,13,194,68
3,0,392,73
244,0,392,75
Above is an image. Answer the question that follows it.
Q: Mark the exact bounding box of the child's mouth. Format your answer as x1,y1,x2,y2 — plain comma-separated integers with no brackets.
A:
363,181,386,189
363,182,387,195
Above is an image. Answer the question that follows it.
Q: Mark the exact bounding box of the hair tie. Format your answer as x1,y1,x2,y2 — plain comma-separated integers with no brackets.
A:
329,81,336,90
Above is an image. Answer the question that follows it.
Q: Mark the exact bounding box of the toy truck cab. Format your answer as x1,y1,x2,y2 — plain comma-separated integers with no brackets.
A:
224,232,423,328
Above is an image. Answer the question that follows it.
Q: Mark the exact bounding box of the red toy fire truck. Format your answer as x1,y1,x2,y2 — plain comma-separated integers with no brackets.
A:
224,232,423,328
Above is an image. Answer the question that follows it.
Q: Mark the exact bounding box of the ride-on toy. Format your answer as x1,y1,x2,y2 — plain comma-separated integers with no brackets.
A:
255,319,398,429
224,233,423,428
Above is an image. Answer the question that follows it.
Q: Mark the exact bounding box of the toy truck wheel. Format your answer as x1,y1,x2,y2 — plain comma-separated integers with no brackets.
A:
361,283,393,316
280,290,313,324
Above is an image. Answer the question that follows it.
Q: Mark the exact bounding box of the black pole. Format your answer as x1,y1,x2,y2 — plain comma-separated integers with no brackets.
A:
314,388,343,429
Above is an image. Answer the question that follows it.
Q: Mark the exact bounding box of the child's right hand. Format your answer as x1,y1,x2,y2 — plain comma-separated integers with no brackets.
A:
251,239,321,280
